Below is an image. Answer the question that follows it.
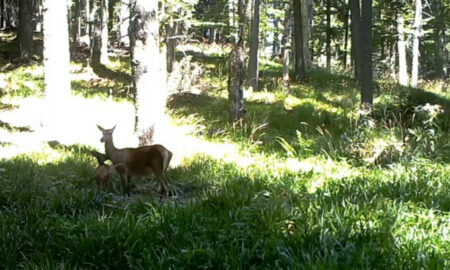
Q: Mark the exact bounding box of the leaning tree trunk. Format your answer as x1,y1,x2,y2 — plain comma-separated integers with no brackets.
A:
130,0,167,145
100,0,109,64
360,0,373,108
411,0,422,87
293,0,305,80
397,11,408,86
248,0,260,92
18,0,33,60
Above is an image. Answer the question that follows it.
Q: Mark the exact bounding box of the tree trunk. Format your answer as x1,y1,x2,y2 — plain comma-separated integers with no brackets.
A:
228,0,238,42
432,0,448,78
397,11,408,86
411,0,422,87
90,0,101,64
301,0,312,68
228,44,246,123
19,0,33,60
343,3,349,69
293,0,305,80
360,0,373,108
42,0,71,136
119,0,130,47
165,20,176,73
248,0,260,92
349,0,362,83
1,0,5,29
282,1,292,91
100,0,109,64
85,0,90,48
130,0,167,145
326,0,331,70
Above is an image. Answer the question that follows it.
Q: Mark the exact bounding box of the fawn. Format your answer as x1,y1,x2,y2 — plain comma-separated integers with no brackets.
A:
97,125,173,197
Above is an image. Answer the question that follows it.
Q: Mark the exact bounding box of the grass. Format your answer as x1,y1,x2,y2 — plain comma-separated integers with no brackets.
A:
1,40,449,268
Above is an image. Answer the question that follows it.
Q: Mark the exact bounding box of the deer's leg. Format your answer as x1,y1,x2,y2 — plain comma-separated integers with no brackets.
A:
155,171,170,198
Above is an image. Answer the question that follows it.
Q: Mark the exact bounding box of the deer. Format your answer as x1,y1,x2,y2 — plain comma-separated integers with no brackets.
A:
90,150,114,191
97,125,173,197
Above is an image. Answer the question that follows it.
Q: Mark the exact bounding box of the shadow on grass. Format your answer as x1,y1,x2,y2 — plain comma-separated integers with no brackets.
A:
0,120,32,132
91,62,132,85
168,91,351,154
0,153,448,268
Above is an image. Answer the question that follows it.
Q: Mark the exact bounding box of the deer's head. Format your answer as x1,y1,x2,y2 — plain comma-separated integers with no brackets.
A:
97,125,116,143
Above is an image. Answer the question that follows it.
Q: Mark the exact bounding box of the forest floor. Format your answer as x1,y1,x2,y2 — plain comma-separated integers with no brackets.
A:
0,36,450,268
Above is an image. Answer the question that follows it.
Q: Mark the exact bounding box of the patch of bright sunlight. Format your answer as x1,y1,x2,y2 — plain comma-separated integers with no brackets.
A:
247,91,278,104
297,97,346,115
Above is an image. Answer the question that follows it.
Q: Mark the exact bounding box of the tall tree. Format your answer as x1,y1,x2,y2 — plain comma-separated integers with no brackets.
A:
326,0,331,70
119,0,130,47
248,0,261,92
431,0,448,78
42,0,71,134
282,0,292,91
100,0,109,64
129,0,167,145
349,0,362,83
18,0,33,60
293,0,305,80
397,9,408,86
411,0,422,87
360,0,373,107
228,0,247,123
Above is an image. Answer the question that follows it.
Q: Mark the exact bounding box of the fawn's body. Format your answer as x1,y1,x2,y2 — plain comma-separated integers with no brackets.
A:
98,125,173,197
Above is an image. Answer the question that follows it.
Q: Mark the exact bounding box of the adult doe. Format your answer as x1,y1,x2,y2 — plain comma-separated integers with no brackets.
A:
97,125,173,197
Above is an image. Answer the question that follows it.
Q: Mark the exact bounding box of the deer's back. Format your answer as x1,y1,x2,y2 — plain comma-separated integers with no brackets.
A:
119,144,169,176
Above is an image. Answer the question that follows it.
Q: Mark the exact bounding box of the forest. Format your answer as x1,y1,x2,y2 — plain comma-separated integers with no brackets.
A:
0,0,449,268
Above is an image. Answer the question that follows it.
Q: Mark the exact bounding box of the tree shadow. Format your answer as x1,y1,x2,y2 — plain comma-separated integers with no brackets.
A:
90,62,132,85
168,91,351,155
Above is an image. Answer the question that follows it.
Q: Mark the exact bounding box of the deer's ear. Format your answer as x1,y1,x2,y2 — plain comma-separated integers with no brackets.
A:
97,125,104,132
111,125,116,132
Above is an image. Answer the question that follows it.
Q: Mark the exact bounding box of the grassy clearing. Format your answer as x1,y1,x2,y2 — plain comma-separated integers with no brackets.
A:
1,43,449,268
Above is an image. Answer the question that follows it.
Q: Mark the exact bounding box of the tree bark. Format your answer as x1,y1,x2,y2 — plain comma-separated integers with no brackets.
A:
360,0,373,108
119,0,130,47
432,0,448,78
349,0,362,83
326,0,331,70
100,0,109,64
248,0,260,92
411,0,422,87
282,1,292,91
397,11,408,86
228,44,246,123
165,20,176,73
18,0,33,60
293,0,305,80
130,0,167,145
301,0,312,68
343,3,350,69
90,0,101,64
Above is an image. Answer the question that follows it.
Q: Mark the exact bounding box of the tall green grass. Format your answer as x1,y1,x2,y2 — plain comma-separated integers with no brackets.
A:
1,45,449,268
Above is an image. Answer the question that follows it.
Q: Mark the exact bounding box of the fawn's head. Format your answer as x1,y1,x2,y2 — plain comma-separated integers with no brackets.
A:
97,125,116,143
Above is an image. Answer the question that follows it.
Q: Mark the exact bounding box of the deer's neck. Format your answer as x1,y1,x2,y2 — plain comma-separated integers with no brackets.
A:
104,139,120,163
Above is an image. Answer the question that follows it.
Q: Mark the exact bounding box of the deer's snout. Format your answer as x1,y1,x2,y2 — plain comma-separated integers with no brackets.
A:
100,137,104,142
